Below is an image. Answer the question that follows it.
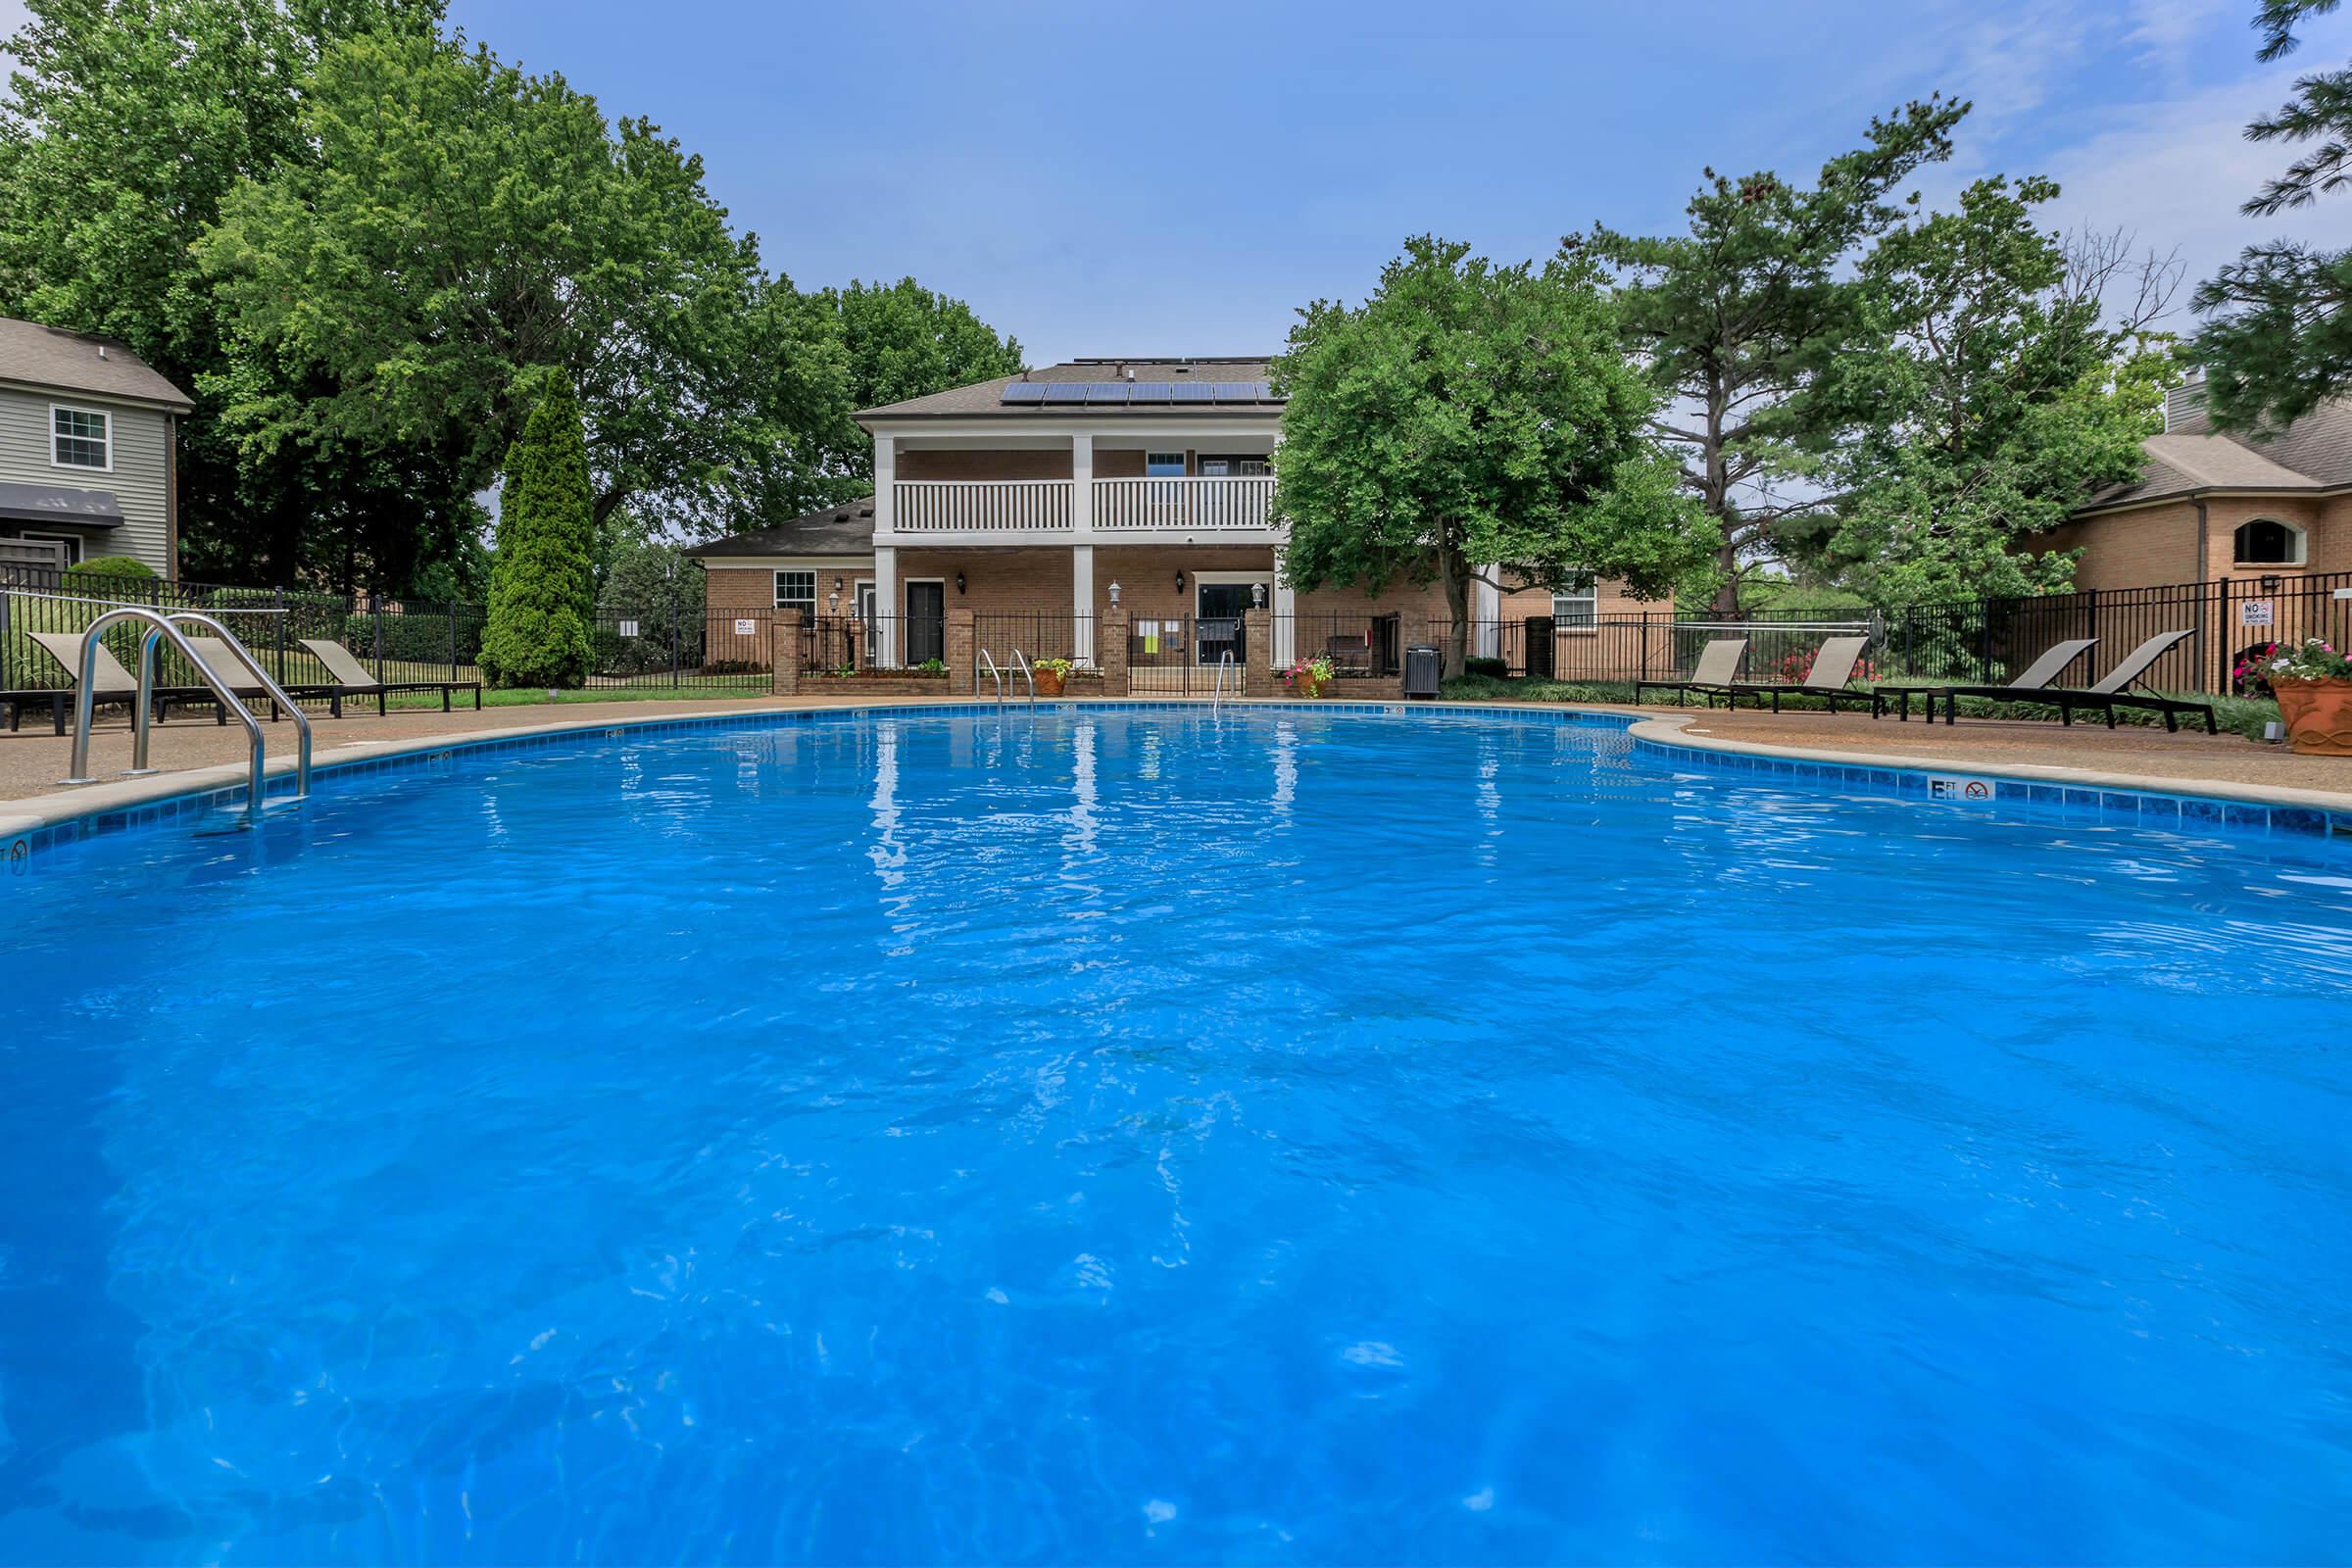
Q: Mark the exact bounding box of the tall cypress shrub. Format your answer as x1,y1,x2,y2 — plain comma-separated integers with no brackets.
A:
478,372,596,688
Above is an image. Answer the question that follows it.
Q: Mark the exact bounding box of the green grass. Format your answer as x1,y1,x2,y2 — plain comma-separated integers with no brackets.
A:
1441,674,2281,741
371,683,773,712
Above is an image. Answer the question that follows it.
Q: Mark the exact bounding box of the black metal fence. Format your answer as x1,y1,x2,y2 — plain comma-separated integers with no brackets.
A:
1292,612,1402,677
794,615,944,675
1129,614,1247,694
974,612,1089,668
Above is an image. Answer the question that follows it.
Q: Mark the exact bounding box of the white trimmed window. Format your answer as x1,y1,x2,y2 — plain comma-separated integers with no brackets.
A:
773,569,816,613
2233,517,2306,565
1552,579,1597,628
1146,452,1185,476
51,406,110,469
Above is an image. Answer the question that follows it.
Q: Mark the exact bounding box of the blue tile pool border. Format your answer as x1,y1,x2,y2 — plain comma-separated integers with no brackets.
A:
7,699,2348,865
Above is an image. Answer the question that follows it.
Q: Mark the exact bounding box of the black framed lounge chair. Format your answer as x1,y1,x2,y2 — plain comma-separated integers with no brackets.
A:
180,636,343,720
300,638,483,714
1726,635,1873,713
1633,636,1749,707
1925,629,2214,733
3,630,223,736
1870,637,2098,722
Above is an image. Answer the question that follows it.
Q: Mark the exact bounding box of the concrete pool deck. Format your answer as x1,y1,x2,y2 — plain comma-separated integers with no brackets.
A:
1,693,2348,829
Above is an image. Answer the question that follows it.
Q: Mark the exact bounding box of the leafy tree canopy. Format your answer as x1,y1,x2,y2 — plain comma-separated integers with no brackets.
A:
1805,177,2172,605
1577,98,1968,609
1271,235,1716,675
2191,0,2352,426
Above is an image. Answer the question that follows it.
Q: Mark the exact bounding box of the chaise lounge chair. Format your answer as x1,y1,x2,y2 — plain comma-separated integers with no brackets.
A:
1725,635,1874,713
3,631,223,736
1918,629,2215,733
300,637,482,714
1869,637,2097,722
178,637,343,719
1633,636,1749,707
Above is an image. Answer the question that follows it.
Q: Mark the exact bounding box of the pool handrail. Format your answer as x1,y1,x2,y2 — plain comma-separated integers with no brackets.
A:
977,649,1005,704
152,612,312,799
61,607,270,808
1010,650,1036,707
1213,649,1235,712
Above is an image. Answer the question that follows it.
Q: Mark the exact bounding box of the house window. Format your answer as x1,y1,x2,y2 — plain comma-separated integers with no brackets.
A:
773,569,816,613
52,406,110,468
1146,452,1185,476
2233,518,2305,565
1552,579,1597,628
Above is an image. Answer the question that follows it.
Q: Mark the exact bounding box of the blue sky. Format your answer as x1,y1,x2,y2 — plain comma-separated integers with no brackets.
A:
424,0,2352,364
3,0,2346,364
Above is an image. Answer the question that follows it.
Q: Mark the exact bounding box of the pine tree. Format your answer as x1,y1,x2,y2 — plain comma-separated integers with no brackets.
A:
478,372,596,688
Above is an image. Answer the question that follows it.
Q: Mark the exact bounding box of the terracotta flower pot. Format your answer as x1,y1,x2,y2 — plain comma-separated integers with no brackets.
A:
2273,676,2352,756
1033,667,1065,698
1289,674,1325,700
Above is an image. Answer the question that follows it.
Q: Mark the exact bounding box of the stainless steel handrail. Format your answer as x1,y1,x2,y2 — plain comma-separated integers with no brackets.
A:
977,649,1005,704
61,608,271,808
1009,650,1037,707
1212,649,1236,712
150,612,311,799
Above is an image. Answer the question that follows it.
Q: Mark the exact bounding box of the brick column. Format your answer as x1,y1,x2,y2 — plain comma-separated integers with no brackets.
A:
772,609,803,696
947,607,976,693
1243,608,1273,697
1100,610,1130,697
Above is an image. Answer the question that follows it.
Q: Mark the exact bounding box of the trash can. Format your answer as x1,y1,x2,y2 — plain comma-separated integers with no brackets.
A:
1402,643,1443,700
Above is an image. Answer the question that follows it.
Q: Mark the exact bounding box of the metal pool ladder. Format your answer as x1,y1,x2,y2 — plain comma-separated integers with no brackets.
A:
1009,650,1037,707
1212,650,1236,713
977,649,1005,704
61,608,312,815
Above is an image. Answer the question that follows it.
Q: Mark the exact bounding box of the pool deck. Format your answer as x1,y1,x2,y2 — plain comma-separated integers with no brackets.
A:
1,693,2347,829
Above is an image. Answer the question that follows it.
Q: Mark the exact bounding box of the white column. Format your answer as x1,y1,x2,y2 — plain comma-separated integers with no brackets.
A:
872,433,895,535
1071,544,1096,666
1070,435,1095,664
1272,547,1297,666
873,544,899,667
1474,566,1501,658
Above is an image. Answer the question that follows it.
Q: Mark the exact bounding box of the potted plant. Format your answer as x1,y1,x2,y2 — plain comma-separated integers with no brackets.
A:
1031,657,1072,697
1282,655,1336,698
2261,637,2352,755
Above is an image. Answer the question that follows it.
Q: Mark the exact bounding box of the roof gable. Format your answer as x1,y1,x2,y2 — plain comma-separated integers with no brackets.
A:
0,318,192,410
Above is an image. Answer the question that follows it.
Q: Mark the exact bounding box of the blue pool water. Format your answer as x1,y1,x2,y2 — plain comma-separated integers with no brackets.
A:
2,708,2349,1564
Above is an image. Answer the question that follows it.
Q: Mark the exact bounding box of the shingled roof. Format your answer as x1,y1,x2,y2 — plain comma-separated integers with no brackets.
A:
691,498,878,559
857,358,1279,421
0,317,192,411
2079,382,2352,512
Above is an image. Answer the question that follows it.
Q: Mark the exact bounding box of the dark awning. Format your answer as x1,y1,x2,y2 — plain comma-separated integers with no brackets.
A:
0,481,124,528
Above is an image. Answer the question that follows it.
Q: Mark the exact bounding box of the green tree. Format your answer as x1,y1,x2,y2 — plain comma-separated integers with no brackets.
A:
1808,179,2172,605
2190,1,2352,427
478,373,596,688
1577,99,1969,610
598,531,706,649
196,30,780,538
0,0,468,589
1271,235,1716,678
811,278,1024,482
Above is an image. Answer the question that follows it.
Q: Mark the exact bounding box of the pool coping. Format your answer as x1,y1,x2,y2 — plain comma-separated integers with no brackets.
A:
5,696,2350,851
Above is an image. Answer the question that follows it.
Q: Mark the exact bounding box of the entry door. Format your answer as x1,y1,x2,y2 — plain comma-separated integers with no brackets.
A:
906,581,946,664
1196,581,1257,665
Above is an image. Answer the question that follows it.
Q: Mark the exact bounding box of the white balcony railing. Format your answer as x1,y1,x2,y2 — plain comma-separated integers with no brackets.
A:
1093,476,1276,532
893,479,1072,534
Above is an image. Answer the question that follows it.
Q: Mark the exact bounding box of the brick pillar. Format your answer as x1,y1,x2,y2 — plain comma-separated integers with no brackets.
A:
1243,608,1272,697
772,609,803,696
947,607,975,693
1100,610,1130,697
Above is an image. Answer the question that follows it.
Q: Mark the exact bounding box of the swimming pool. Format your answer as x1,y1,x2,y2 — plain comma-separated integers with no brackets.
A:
3,707,2347,1564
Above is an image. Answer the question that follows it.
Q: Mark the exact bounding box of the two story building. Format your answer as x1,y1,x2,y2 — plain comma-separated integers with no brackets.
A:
693,356,1657,688
0,317,192,577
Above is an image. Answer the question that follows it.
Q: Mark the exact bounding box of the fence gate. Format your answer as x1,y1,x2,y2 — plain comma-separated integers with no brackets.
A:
1128,615,1245,695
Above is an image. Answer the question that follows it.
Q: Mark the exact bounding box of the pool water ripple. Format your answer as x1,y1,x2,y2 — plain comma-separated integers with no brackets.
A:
1,709,2347,1564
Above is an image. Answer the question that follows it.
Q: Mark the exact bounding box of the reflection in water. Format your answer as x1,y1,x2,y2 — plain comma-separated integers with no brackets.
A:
1270,718,1298,818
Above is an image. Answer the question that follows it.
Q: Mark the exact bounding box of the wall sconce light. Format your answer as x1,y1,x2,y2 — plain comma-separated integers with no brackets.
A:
1174,570,1187,593
1107,580,1122,608
834,575,844,591
2262,574,2283,592
956,571,966,595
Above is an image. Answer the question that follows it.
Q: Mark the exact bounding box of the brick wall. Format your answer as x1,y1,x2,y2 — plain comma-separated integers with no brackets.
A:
2037,493,2352,590
897,449,1072,480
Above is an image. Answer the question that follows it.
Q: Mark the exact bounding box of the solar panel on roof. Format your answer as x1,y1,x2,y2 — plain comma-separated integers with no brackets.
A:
1083,382,1131,405
1168,381,1214,402
1125,382,1175,401
1211,381,1273,403
1042,383,1088,403
1000,382,1049,404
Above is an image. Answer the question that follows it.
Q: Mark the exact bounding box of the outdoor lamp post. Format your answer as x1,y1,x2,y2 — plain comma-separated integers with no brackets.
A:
1108,580,1122,609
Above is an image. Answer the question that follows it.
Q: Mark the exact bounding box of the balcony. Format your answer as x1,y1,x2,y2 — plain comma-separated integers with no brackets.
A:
885,476,1278,543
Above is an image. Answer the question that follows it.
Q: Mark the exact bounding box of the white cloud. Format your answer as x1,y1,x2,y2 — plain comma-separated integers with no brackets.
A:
2126,0,2236,76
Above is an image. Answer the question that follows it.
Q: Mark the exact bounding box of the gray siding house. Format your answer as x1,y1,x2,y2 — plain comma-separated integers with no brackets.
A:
0,317,193,576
